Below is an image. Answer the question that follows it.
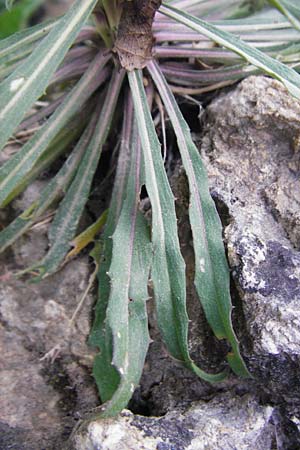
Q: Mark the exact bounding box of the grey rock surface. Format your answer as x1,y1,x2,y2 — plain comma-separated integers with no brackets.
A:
2,75,300,449
200,75,300,408
132,75,300,447
0,246,99,449
72,393,274,450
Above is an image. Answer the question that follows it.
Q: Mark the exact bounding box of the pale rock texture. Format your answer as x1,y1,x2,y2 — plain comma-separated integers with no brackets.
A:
72,393,274,450
200,75,300,410
2,75,300,449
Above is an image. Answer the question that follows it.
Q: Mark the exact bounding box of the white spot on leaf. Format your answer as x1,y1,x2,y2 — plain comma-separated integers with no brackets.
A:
10,77,25,92
119,367,124,375
199,258,205,273
117,332,121,339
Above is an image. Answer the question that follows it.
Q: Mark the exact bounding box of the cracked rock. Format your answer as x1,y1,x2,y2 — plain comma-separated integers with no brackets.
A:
71,393,274,450
200,75,300,410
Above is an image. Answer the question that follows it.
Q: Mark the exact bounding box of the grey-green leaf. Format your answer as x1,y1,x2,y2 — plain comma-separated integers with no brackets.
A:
148,60,249,377
128,69,227,382
97,125,152,418
89,94,136,403
0,19,56,64
30,69,125,278
0,52,110,207
0,102,101,254
268,0,300,31
0,0,98,152
160,3,300,99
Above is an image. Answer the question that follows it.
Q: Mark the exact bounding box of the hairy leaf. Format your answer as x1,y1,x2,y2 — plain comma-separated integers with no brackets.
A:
0,0,43,39
148,60,250,377
96,125,152,418
90,94,135,403
268,0,300,31
0,0,98,151
30,69,125,278
114,0,162,70
0,20,57,75
128,69,227,382
160,3,300,99
0,19,56,63
0,104,101,254
0,52,110,206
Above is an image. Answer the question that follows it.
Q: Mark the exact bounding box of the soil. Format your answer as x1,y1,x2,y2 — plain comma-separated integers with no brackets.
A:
1,2,300,449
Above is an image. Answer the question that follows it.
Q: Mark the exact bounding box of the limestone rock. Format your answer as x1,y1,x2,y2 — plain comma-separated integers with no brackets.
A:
71,393,274,450
200,75,300,408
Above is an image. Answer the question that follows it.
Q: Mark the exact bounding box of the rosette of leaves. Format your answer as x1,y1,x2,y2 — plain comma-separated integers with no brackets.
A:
0,0,300,417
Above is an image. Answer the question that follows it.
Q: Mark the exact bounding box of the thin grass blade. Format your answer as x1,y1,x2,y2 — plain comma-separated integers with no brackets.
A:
0,52,110,207
159,3,300,99
0,0,98,151
29,69,125,278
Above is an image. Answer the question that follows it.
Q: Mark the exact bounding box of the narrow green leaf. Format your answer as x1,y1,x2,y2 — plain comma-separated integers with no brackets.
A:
268,0,300,31
4,97,94,203
90,94,135,403
0,105,100,254
97,126,152,418
0,0,98,151
5,0,14,10
0,51,110,206
31,68,125,278
128,69,227,382
0,20,57,74
16,93,67,132
0,19,56,63
160,3,300,99
148,60,250,377
99,212,152,418
0,110,87,207
280,0,300,19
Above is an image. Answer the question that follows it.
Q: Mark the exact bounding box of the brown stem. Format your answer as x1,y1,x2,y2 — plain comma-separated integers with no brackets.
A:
114,0,162,70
